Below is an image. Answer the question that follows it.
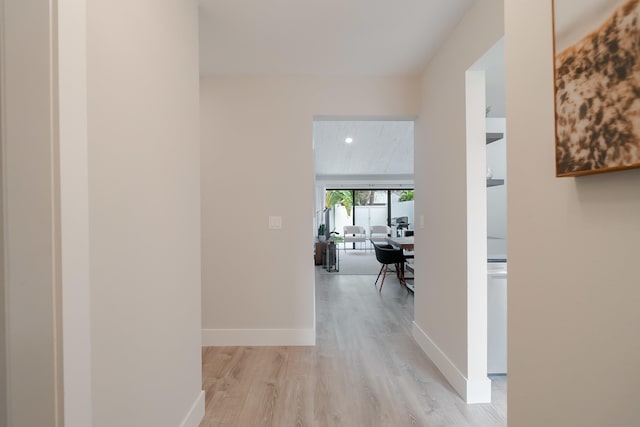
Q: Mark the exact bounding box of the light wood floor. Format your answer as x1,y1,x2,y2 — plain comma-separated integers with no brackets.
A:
200,270,507,426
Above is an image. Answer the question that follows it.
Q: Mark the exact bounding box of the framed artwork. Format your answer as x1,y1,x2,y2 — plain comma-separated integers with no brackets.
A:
553,0,640,176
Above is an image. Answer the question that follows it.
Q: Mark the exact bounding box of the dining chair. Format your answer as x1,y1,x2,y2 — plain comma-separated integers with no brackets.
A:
372,241,408,292
370,225,390,246
343,225,366,251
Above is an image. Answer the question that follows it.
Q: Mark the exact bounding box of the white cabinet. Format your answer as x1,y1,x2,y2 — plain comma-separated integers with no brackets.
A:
488,262,507,374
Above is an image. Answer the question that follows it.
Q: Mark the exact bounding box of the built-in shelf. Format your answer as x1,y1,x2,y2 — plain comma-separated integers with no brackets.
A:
487,131,505,186
486,132,504,144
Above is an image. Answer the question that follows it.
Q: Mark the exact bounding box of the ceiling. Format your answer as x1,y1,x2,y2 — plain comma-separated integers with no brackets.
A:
198,0,472,76
313,120,414,178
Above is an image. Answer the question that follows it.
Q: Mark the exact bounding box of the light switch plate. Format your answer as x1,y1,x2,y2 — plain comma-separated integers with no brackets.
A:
269,216,282,229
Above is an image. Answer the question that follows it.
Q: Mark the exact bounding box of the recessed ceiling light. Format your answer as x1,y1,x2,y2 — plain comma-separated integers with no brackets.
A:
345,137,353,144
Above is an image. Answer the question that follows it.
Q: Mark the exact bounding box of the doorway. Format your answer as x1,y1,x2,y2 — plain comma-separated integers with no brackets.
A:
465,36,507,402
313,118,415,275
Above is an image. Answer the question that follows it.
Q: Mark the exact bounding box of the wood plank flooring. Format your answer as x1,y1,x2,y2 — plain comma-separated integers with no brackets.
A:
200,270,507,426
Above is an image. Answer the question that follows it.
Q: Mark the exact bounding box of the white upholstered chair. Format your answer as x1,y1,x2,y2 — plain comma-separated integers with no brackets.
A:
343,225,366,251
370,225,390,244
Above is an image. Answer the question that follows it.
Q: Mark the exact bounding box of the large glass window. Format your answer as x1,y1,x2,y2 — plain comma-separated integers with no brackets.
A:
325,188,414,244
354,190,388,237
390,190,414,237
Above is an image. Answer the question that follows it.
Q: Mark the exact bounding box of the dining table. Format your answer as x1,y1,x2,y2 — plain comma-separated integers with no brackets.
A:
386,236,415,291
385,236,414,251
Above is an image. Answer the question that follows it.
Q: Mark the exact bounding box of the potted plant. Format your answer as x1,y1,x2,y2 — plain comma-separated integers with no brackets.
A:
318,224,326,241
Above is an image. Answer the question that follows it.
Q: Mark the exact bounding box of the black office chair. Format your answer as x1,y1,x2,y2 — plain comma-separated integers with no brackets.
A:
372,241,408,292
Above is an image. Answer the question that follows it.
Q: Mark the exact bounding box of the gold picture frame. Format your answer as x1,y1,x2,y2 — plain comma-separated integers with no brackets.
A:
553,0,640,176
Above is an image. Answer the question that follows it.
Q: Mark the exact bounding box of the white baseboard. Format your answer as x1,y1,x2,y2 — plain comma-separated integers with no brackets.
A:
179,390,204,427
201,328,316,346
412,321,491,404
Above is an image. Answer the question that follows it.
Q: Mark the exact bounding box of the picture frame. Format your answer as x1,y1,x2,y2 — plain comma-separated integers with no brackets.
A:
553,0,640,177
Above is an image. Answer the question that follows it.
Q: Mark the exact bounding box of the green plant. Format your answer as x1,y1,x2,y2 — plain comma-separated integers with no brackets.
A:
318,224,326,237
325,190,353,216
355,190,374,206
399,190,414,202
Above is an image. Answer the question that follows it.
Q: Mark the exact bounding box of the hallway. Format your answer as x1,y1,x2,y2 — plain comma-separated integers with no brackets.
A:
200,271,506,426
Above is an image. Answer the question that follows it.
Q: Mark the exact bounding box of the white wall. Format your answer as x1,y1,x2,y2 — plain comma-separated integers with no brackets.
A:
201,76,419,345
1,0,63,424
506,1,640,426
0,2,6,424
2,2,204,425
0,147,5,427
412,0,504,402
474,38,505,118
464,69,490,401
58,1,93,424
86,1,204,426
